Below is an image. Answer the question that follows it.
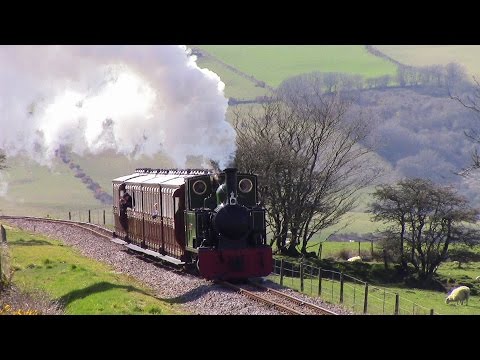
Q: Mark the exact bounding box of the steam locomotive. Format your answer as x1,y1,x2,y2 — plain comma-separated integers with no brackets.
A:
112,167,272,280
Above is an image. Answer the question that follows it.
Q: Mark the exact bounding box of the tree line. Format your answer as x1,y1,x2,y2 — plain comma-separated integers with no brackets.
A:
228,62,472,104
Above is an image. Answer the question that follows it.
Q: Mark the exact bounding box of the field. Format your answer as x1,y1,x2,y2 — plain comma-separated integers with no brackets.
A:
69,151,176,193
299,211,385,254
269,253,480,315
0,152,177,218
376,45,480,76
196,45,398,88
1,157,101,217
196,57,269,99
2,224,183,314
270,274,480,315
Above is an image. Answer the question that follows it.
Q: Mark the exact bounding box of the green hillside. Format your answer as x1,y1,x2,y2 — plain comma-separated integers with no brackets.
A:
0,157,101,217
0,151,209,218
376,45,480,76
196,45,398,88
70,151,176,193
196,57,269,99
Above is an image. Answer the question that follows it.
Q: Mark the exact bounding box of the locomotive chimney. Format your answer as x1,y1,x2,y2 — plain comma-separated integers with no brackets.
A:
224,168,238,205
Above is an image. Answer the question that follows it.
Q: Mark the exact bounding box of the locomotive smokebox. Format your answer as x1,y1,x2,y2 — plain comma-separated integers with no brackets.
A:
224,168,238,205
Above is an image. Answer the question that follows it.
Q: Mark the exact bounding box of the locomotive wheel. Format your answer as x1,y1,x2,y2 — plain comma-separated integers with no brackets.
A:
185,255,200,276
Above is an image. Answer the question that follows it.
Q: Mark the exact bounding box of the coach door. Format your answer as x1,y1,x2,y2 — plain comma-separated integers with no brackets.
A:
113,182,124,238
126,184,142,246
173,186,186,249
161,186,185,259
143,185,162,253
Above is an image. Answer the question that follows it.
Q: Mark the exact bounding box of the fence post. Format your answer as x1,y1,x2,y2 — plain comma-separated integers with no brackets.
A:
430,309,434,315
339,272,344,303
300,261,304,293
363,283,369,314
310,266,313,295
68,211,71,221
358,241,361,256
318,268,322,296
395,293,399,315
88,210,91,223
280,259,284,286
103,210,106,225
1,225,6,244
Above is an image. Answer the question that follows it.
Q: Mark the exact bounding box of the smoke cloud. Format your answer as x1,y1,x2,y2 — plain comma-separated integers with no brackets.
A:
0,45,235,168
0,172,7,198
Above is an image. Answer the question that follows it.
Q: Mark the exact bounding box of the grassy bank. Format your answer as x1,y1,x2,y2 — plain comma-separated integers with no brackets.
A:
1,223,185,315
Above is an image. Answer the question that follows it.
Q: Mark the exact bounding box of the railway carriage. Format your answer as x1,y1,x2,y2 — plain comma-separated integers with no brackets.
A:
112,167,272,280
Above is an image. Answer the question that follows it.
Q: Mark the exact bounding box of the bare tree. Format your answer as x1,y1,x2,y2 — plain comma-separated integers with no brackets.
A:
453,78,480,171
370,184,409,270
233,76,380,256
448,65,480,174
371,178,480,281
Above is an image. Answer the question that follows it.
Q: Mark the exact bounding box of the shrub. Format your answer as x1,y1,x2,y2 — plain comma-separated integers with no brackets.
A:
337,249,353,260
147,306,162,315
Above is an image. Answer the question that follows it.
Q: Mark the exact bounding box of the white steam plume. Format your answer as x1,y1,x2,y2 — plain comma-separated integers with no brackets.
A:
0,172,7,198
0,45,235,168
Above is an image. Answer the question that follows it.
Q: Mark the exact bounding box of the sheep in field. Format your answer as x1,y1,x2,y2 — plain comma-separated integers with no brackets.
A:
445,286,470,305
476,276,480,282
347,256,362,262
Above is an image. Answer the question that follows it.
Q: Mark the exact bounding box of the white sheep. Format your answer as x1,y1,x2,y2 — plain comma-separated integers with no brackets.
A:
476,276,480,282
445,286,470,305
347,256,362,262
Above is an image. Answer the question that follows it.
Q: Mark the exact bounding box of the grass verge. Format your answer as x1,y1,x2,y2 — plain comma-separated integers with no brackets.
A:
2,223,185,315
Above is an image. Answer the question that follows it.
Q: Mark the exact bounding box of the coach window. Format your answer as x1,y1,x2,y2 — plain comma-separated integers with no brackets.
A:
118,183,126,201
162,191,169,218
146,189,151,215
174,197,179,215
131,190,136,211
137,190,142,212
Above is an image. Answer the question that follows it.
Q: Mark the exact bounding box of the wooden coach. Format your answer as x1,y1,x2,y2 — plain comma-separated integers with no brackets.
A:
113,169,212,264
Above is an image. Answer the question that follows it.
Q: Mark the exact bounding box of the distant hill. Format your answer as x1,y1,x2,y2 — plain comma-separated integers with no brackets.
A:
195,45,397,89
0,151,198,217
375,45,480,77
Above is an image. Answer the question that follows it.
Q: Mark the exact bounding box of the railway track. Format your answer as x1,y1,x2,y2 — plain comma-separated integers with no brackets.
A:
218,280,338,315
0,215,115,241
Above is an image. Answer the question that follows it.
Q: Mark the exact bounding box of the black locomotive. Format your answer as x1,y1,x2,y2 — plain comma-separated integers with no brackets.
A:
112,167,272,280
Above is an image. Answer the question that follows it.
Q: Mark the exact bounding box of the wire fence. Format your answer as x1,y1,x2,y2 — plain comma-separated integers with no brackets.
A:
41,208,114,229
268,258,439,315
